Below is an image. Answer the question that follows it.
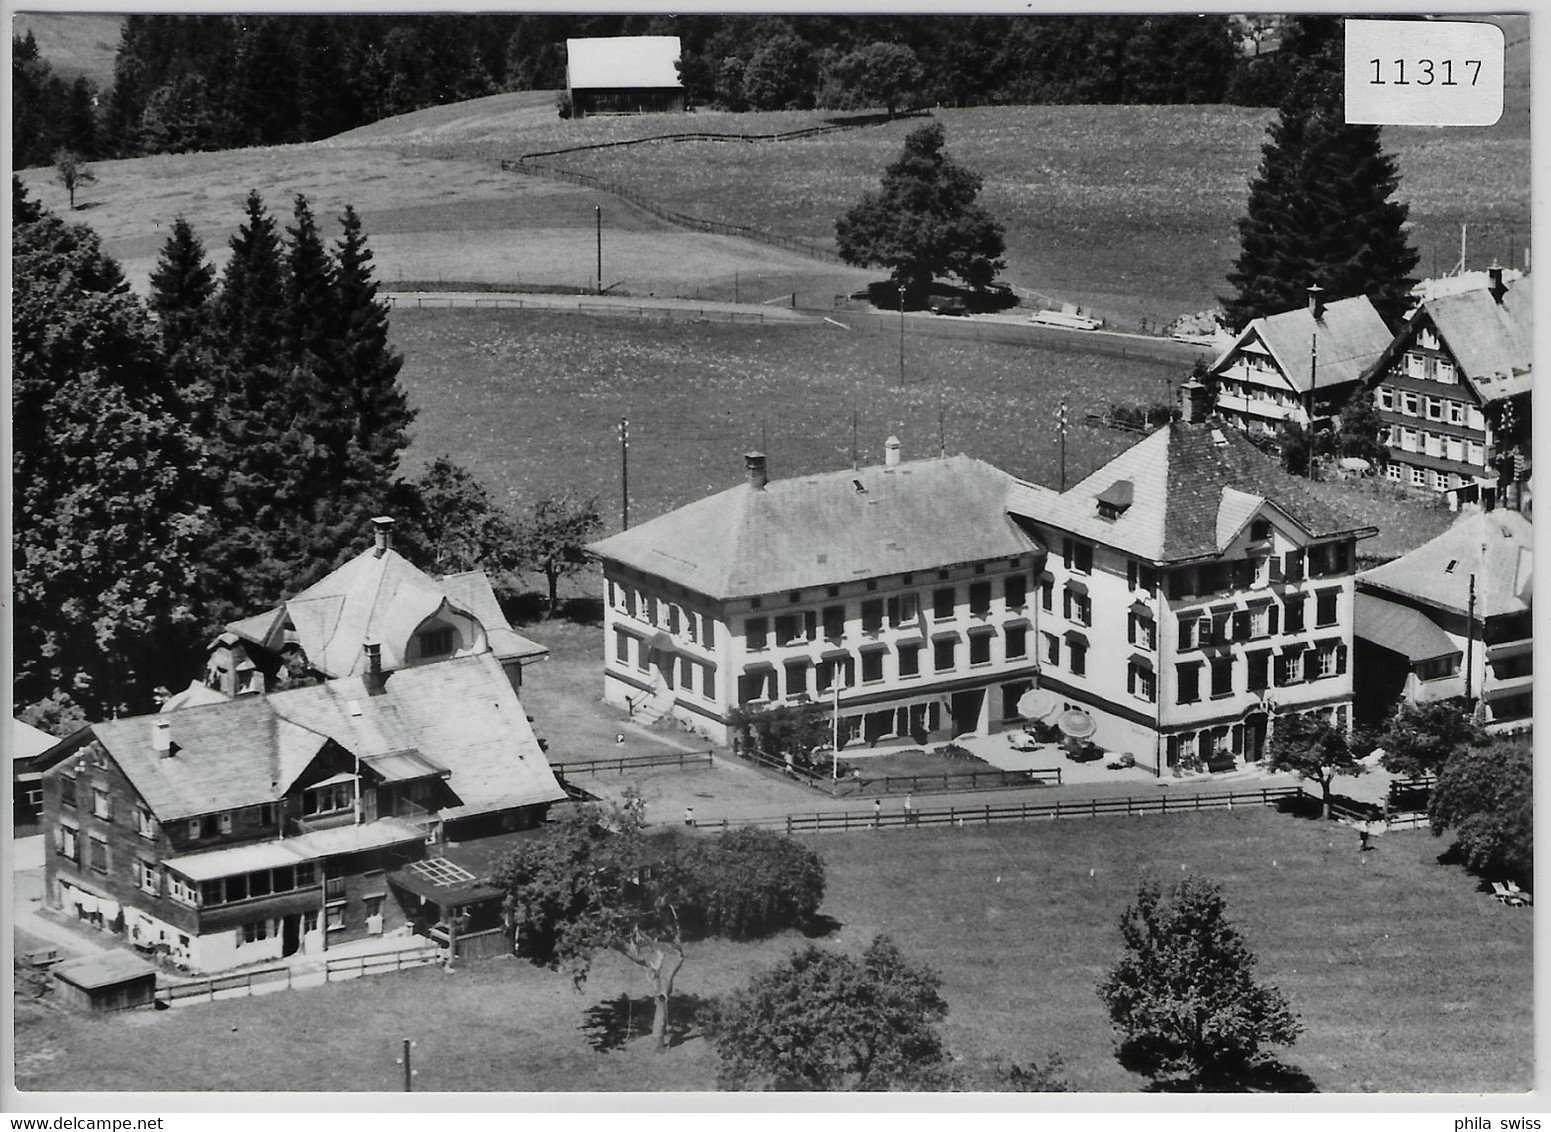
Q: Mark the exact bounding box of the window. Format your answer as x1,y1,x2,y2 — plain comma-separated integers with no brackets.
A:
887,593,919,627
667,605,681,636
1068,637,1087,676
1448,401,1464,425
1411,466,1427,487
1386,462,1402,481
1400,427,1418,452
167,872,196,906
1250,603,1278,638
1126,561,1159,596
1417,654,1461,681
1276,649,1305,686
1377,387,1394,410
135,806,155,840
860,599,885,635
61,776,77,808
745,616,768,651
57,823,79,863
137,860,160,896
1177,664,1201,705
775,613,803,645
240,919,270,945
1316,644,1337,677
258,803,275,826
1004,574,1027,609
685,611,700,644
1249,518,1273,542
738,668,776,704
1063,586,1091,627
418,627,455,657
968,581,992,616
88,834,109,873
1005,624,1028,660
326,904,347,931
1426,396,1443,421
932,587,956,620
702,664,717,701
1283,594,1306,633
1247,650,1270,691
1128,661,1156,702
1401,391,1419,416
225,874,249,902
219,812,234,835
969,633,993,665
897,642,922,678
1210,657,1234,698
934,638,956,673
860,650,885,684
272,866,295,893
92,785,112,822
614,629,631,665
1177,615,1195,650
1038,575,1054,612
302,779,355,817
1315,589,1339,626
1128,610,1155,651
1042,633,1061,666
1062,538,1093,574
822,605,846,640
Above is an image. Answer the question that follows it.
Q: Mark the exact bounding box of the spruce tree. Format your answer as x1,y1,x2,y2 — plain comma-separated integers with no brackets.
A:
218,189,287,364
12,201,210,718
1223,59,1419,330
148,215,218,352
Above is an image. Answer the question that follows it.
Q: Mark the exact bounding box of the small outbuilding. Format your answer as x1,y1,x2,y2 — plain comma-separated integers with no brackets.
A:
566,36,684,117
51,951,158,1013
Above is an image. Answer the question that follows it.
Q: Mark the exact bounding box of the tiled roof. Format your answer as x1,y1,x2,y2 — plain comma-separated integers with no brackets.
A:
88,654,564,823
589,455,1041,600
1354,592,1459,663
1007,421,1376,563
1212,296,1393,393
1425,278,1533,403
1358,508,1532,620
229,544,545,677
567,36,682,89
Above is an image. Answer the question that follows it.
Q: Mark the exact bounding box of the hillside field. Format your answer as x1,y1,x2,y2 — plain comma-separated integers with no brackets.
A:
16,83,1530,330
14,809,1531,1094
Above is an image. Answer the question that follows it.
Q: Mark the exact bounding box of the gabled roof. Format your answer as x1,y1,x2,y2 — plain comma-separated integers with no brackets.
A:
1423,278,1533,403
567,36,682,90
1358,508,1532,620
589,455,1041,600
1211,295,1393,393
77,654,565,823
228,542,545,677
13,718,57,764
1007,420,1376,564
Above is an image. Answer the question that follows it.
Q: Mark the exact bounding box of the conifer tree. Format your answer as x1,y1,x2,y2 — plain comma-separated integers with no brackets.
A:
1223,58,1419,330
218,189,288,364
13,201,210,719
148,215,218,352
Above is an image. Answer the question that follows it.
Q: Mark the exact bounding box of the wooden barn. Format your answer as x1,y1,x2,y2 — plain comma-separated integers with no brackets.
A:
52,951,157,1012
566,36,683,117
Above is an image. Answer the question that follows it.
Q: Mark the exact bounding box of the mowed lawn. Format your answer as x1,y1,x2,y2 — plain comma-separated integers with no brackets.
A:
14,809,1530,1094
389,307,1455,558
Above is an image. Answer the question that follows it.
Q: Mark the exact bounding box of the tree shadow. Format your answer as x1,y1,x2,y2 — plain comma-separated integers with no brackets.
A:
580,991,711,1052
1144,1060,1319,1093
800,913,843,939
562,596,604,626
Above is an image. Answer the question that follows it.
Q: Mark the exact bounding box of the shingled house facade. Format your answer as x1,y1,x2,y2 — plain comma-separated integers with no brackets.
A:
1007,383,1375,773
589,444,1046,747
41,653,565,973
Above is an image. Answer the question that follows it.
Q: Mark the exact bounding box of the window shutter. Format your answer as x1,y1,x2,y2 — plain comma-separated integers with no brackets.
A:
1337,644,1348,674
886,596,899,624
1063,589,1072,620
1127,665,1136,695
1302,649,1318,681
1062,539,1073,569
1267,604,1279,635
1127,560,1138,590
1231,724,1244,754
1232,611,1250,640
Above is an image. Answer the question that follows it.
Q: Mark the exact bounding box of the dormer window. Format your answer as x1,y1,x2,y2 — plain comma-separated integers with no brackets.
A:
1096,481,1133,521
419,627,455,658
302,777,357,817
1250,519,1273,542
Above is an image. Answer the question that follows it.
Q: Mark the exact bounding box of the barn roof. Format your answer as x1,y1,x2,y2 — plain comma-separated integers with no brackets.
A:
1007,420,1375,563
1211,295,1393,393
589,455,1040,600
567,36,682,90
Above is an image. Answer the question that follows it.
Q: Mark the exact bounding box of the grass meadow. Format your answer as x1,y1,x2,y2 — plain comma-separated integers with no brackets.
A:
14,809,1531,1094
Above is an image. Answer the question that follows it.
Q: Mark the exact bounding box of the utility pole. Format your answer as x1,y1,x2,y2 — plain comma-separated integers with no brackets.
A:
1464,573,1477,703
618,417,630,530
1057,402,1069,490
938,387,946,458
1307,331,1318,480
399,1038,414,1092
595,205,602,294
897,283,907,387
851,406,859,469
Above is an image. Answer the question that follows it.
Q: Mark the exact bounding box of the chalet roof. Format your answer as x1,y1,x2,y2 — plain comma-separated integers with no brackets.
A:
1211,295,1393,393
227,541,545,677
81,655,564,824
567,36,682,90
1358,508,1532,620
589,455,1041,600
1423,278,1533,402
1007,420,1376,564
164,818,427,882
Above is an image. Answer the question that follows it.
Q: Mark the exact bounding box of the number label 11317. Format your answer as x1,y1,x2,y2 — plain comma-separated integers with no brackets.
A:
1368,57,1482,87
1345,19,1503,125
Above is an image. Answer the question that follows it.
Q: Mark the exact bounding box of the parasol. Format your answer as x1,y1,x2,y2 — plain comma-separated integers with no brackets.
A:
1056,708,1097,739
1017,687,1062,721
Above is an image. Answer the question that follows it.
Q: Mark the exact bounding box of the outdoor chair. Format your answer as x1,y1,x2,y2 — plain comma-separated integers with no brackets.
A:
1491,882,1527,907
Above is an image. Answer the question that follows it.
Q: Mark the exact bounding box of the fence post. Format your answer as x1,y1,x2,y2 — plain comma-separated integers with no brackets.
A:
1055,799,1062,819
1161,794,1168,813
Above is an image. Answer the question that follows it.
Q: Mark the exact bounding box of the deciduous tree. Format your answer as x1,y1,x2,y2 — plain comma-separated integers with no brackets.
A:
1429,739,1532,885
834,42,921,118
1374,698,1487,779
707,935,949,1090
1098,876,1301,1091
836,121,1006,303
519,493,603,615
1266,710,1361,817
53,148,96,210
406,457,523,576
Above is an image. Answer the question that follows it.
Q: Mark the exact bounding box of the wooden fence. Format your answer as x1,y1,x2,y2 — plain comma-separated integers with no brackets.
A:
158,963,296,1005
692,786,1306,834
552,750,715,777
386,292,794,324
324,945,443,981
866,767,1063,794
449,927,511,961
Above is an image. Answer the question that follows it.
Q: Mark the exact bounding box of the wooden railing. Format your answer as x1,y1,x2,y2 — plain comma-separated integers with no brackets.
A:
158,964,294,1004
551,750,715,777
865,767,1063,794
450,927,511,961
324,945,442,981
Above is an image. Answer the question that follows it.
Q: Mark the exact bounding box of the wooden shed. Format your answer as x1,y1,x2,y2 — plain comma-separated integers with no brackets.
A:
51,951,157,1012
566,36,684,117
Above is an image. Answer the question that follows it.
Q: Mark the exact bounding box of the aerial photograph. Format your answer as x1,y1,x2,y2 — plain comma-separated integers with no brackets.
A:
7,5,1534,1113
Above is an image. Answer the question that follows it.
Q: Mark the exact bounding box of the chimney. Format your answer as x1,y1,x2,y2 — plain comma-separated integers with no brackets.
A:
884,435,902,468
1179,377,1211,424
364,640,386,696
744,451,768,490
1488,263,1508,304
370,515,394,557
1307,283,1326,322
152,719,174,758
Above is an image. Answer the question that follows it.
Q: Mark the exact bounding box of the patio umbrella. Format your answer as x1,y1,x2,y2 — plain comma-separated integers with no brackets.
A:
1056,708,1097,740
1016,687,1062,721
